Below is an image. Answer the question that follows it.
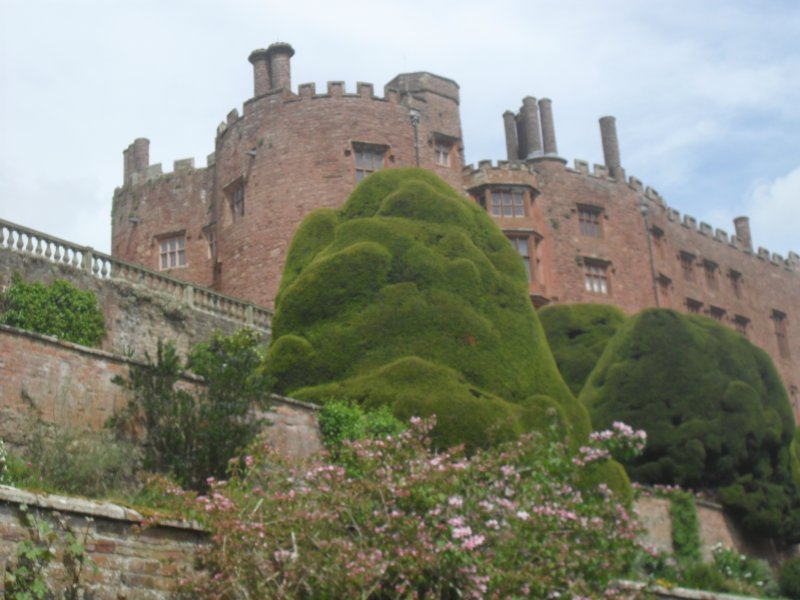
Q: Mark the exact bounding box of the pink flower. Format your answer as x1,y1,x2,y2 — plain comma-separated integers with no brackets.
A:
448,495,463,508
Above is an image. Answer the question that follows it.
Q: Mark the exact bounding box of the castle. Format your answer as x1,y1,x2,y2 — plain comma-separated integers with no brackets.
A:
110,43,800,421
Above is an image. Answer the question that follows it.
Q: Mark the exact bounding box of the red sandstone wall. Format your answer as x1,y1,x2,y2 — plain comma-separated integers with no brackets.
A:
112,162,214,288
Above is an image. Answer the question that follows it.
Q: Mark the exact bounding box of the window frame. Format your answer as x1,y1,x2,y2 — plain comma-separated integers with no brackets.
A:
686,298,703,314
352,142,388,182
583,258,610,295
491,188,527,218
703,260,718,290
680,251,696,282
157,233,186,271
733,314,750,338
578,205,603,239
729,269,743,299
773,309,790,358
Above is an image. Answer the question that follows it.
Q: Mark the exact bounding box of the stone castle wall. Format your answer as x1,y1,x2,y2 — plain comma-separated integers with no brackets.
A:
108,43,799,418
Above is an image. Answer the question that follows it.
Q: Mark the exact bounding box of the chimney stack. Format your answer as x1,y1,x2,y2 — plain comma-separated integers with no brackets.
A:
132,138,150,173
599,116,624,180
734,216,753,251
248,48,272,96
538,98,558,156
266,42,295,91
503,111,519,160
520,97,543,159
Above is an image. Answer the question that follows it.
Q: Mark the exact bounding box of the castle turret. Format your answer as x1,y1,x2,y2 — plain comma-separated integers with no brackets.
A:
599,116,624,180
734,216,753,251
122,138,150,183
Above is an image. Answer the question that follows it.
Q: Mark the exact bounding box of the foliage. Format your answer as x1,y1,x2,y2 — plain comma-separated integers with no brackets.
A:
109,329,270,491
318,400,405,457
779,556,800,599
12,426,142,498
0,273,105,346
581,308,800,541
264,168,590,451
172,418,645,598
669,491,701,566
3,504,94,600
0,437,8,484
539,303,627,396
707,544,779,597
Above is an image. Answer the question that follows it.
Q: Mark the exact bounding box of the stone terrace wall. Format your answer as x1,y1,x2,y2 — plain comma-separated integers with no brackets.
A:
0,324,203,450
0,324,321,456
636,495,783,564
0,485,205,599
0,219,272,359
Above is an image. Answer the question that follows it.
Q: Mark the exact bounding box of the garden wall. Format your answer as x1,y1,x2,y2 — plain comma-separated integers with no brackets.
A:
637,495,782,564
0,485,204,599
0,325,321,456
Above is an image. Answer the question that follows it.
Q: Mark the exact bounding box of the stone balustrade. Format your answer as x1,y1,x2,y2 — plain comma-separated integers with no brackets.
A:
0,218,272,333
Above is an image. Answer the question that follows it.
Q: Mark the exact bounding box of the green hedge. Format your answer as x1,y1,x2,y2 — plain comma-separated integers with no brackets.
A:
265,169,590,451
581,308,800,541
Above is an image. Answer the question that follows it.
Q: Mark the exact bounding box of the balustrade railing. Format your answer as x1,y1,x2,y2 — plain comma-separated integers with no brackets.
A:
0,219,272,331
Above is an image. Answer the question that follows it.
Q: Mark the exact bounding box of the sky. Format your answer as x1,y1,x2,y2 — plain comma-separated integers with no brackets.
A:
1,0,799,256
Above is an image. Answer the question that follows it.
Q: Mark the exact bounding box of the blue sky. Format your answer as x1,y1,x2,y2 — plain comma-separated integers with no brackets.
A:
1,0,799,256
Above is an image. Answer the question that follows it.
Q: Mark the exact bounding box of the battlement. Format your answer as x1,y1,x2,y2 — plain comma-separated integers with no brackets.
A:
122,146,210,187
462,159,536,176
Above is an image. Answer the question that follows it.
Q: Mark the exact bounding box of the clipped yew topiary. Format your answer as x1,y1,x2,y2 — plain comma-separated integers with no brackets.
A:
264,168,590,451
539,303,627,396
581,308,800,540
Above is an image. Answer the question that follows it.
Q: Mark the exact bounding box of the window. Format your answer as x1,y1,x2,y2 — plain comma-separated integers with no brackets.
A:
353,143,386,181
492,189,526,218
159,236,185,270
704,260,718,290
508,236,532,282
650,226,665,260
773,310,790,358
206,229,216,260
435,143,451,166
578,206,603,238
658,274,672,302
709,306,725,322
729,270,743,299
226,181,245,220
733,315,750,338
680,252,695,282
686,298,702,314
583,259,609,295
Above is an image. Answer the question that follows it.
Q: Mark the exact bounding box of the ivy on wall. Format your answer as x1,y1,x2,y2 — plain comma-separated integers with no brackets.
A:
0,273,105,347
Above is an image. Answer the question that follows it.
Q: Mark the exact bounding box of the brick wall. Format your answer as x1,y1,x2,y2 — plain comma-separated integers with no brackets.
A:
0,324,320,456
0,485,204,599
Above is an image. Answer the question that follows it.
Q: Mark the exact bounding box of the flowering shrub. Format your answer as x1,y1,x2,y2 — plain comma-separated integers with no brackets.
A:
173,418,646,598
709,543,778,597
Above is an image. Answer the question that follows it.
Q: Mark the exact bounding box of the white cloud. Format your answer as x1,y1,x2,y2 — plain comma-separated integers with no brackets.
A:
744,167,800,255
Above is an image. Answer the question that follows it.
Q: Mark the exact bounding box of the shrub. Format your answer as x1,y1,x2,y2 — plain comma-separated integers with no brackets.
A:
19,426,142,498
669,491,701,566
581,308,800,541
318,400,405,454
780,556,800,599
109,330,270,491
265,168,590,451
0,273,105,346
539,303,627,396
173,418,645,598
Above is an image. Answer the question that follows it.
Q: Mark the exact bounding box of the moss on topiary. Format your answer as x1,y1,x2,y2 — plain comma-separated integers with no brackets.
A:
538,303,627,396
581,308,800,541
265,168,590,451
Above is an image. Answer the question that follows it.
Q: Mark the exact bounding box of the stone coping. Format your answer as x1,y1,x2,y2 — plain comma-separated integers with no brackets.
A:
0,485,205,532
618,579,766,599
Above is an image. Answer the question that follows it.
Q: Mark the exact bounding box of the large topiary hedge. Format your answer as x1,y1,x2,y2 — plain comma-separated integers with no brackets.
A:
581,308,800,540
264,168,589,450
539,303,627,396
